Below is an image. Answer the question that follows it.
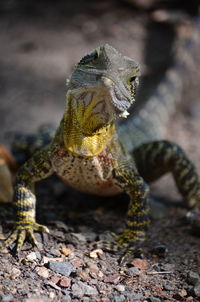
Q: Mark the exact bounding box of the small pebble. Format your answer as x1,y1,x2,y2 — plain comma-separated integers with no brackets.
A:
149,297,161,302
150,244,168,258
11,267,21,279
35,267,49,278
164,284,174,291
104,274,121,284
82,297,90,302
47,261,75,276
60,247,73,256
81,232,97,242
89,249,104,259
192,281,200,298
26,252,37,262
71,281,98,298
187,271,200,285
87,262,99,274
1,294,13,302
59,276,71,288
78,270,89,281
115,284,125,292
131,258,150,270
66,233,87,245
70,258,82,268
126,266,140,276
113,295,125,302
62,293,71,302
50,276,60,284
49,292,56,299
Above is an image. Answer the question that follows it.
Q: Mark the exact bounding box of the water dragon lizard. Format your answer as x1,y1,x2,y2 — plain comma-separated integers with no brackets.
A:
1,21,200,264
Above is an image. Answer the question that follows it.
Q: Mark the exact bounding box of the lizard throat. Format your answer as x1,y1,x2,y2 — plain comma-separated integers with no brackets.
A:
63,96,116,157
63,121,115,157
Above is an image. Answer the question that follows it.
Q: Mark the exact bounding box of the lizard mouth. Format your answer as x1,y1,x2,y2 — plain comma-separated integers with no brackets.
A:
103,78,133,119
108,83,133,118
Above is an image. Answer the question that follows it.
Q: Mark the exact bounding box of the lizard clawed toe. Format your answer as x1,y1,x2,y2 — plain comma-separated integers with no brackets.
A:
1,222,49,253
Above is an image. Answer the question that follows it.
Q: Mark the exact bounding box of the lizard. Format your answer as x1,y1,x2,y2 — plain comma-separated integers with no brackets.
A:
1,24,200,264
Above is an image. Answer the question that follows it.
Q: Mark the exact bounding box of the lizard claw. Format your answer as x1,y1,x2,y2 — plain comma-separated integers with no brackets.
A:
119,245,142,266
96,231,144,265
0,222,49,252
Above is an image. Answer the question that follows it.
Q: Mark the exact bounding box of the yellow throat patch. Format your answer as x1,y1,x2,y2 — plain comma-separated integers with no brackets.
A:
63,92,116,157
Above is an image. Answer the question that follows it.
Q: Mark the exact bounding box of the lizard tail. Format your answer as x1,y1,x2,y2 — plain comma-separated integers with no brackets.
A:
118,14,200,152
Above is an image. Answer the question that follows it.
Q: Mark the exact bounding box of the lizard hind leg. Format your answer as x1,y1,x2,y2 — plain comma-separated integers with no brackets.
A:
133,140,200,209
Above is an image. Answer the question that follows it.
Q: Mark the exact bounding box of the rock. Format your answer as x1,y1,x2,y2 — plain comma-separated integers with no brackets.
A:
45,281,61,291
49,292,55,300
49,247,61,257
115,285,125,292
1,294,13,302
130,258,150,270
10,267,21,279
66,233,87,245
25,296,51,302
98,271,104,278
71,283,84,299
62,293,71,302
125,292,144,300
35,267,49,278
71,281,98,298
187,271,200,285
173,289,188,300
78,270,89,281
104,274,121,284
86,262,99,274
82,232,97,242
35,251,42,261
163,284,175,291
59,276,71,288
26,252,37,262
50,221,69,232
51,230,65,240
149,297,161,302
192,282,200,298
89,249,104,259
126,266,140,276
82,297,91,302
42,256,64,265
59,247,73,256
178,289,187,298
70,258,82,268
113,295,125,302
150,244,168,258
47,261,75,276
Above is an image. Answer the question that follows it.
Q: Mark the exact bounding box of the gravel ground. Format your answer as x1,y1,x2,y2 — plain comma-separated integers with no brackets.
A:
0,1,200,301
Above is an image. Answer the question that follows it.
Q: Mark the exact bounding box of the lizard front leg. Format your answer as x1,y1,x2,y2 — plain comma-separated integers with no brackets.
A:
2,146,53,252
98,162,150,265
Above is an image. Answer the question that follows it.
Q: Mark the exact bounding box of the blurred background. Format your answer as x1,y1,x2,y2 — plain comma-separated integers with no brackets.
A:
0,0,199,145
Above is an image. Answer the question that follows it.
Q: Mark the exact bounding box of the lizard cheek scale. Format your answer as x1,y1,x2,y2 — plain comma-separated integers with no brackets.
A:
1,41,200,264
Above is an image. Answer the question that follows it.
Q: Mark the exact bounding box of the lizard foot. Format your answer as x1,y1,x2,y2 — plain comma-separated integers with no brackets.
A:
0,222,49,253
96,230,144,266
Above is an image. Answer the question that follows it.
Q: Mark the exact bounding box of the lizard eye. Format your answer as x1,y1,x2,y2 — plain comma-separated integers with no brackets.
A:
79,50,98,65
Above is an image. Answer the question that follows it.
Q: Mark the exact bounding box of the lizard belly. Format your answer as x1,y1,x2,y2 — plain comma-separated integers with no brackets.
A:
51,146,123,196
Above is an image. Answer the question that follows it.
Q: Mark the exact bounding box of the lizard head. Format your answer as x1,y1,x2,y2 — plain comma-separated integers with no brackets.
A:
65,44,140,135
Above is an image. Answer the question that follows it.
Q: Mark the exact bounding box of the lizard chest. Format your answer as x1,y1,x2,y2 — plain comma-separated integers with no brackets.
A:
51,146,123,196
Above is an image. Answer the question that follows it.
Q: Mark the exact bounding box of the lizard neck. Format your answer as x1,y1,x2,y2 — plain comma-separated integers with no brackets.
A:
63,95,116,157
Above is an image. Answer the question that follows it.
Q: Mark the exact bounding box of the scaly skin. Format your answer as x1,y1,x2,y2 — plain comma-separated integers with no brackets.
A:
2,43,200,264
